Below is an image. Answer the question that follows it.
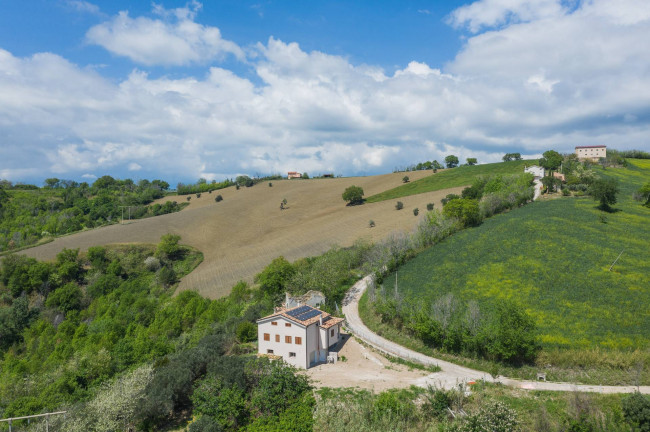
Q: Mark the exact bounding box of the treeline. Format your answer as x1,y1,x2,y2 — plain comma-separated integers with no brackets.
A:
0,176,182,252
176,175,284,195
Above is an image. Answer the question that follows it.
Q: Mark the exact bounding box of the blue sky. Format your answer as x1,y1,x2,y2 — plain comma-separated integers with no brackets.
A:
1,0,649,185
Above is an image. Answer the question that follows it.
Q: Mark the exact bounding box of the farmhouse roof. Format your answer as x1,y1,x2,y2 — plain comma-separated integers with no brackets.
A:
258,305,344,329
575,145,606,149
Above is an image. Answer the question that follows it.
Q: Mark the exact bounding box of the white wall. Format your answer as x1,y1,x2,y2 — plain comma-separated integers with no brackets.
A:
258,316,308,369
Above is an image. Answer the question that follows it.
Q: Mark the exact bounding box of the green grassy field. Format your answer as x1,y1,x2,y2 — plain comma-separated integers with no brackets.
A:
366,160,531,203
379,159,649,350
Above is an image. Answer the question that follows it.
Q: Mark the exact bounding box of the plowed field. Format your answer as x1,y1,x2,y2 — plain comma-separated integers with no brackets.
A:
21,171,463,298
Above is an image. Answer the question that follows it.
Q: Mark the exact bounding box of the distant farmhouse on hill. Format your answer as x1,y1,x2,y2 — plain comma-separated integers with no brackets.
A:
257,305,343,369
287,171,302,179
524,165,545,179
575,145,606,162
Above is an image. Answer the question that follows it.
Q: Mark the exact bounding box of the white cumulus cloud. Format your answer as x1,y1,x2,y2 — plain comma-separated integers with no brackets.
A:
86,2,244,66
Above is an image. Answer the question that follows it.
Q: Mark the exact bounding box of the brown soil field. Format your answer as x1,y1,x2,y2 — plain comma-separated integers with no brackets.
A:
20,171,464,298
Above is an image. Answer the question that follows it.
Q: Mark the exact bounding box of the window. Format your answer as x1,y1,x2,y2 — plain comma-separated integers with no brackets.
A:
275,334,280,342
289,352,296,357
285,336,292,344
267,349,274,354
271,321,277,326
295,337,302,345
264,333,270,341
285,323,291,327
330,329,335,337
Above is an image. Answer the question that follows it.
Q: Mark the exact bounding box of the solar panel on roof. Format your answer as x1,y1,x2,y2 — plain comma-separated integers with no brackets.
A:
296,309,322,321
321,316,331,323
286,305,310,317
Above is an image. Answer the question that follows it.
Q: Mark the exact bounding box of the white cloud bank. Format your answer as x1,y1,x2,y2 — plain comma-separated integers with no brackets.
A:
1,0,649,183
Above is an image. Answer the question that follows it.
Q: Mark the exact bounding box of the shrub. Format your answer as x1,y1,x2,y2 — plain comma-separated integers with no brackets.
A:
156,234,182,260
369,220,375,228
269,182,273,187
196,193,201,198
236,184,240,190
442,198,481,227
215,195,223,202
395,201,404,210
236,321,258,342
144,256,161,271
402,176,409,183
622,392,650,431
45,282,83,313
187,196,191,201
413,208,419,216
456,401,519,432
426,203,434,211
342,186,364,205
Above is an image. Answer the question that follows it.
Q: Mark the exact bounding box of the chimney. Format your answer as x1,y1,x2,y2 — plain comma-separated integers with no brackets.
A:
319,314,323,326
285,292,289,308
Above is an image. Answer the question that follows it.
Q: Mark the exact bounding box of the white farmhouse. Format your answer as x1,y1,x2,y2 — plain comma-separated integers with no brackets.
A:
524,165,545,179
257,305,344,369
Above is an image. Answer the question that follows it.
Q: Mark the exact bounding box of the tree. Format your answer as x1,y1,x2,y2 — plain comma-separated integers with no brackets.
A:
215,195,223,202
589,178,619,211
485,301,540,365
442,198,481,227
426,203,434,211
637,182,650,207
301,172,309,179
413,208,419,216
236,321,258,342
432,160,443,170
445,155,459,168
541,176,561,193
466,158,477,166
402,176,409,183
46,282,83,313
502,152,522,162
395,201,404,210
539,150,563,172
156,234,182,260
254,256,295,298
342,185,364,205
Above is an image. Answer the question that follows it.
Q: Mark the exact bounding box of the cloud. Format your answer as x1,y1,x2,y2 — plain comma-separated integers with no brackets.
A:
1,0,650,183
64,0,102,16
448,0,565,32
86,2,244,66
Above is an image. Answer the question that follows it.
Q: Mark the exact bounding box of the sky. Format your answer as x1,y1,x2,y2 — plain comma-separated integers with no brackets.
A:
0,0,649,185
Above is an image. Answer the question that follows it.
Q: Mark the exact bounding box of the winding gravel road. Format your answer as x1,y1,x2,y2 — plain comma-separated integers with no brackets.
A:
343,275,650,394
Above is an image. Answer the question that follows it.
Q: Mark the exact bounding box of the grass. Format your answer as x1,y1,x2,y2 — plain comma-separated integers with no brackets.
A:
360,159,650,384
19,169,460,299
366,160,531,203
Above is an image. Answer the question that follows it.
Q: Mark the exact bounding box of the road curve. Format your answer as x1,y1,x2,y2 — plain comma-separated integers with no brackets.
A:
343,275,650,394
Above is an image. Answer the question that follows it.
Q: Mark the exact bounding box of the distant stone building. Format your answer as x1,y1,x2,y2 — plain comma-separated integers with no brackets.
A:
285,291,325,309
575,145,606,162
257,305,344,369
287,171,302,179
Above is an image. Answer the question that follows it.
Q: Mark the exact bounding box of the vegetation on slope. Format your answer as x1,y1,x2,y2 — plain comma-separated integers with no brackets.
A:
366,160,531,203
360,158,650,384
0,176,185,252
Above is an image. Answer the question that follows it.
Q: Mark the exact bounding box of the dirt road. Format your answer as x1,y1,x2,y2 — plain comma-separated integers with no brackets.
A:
343,275,650,394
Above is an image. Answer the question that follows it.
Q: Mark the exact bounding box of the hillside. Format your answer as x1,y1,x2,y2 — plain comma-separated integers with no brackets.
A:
366,160,531,202
20,170,463,298
360,159,650,383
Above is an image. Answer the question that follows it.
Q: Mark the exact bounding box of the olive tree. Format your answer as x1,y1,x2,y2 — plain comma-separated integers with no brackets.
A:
342,185,364,205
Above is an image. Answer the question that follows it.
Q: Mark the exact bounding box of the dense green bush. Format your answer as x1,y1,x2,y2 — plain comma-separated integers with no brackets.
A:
623,392,650,431
396,201,404,210
342,185,364,205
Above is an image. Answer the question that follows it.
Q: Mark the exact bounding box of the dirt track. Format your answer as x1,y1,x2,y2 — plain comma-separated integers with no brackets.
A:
21,171,464,298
